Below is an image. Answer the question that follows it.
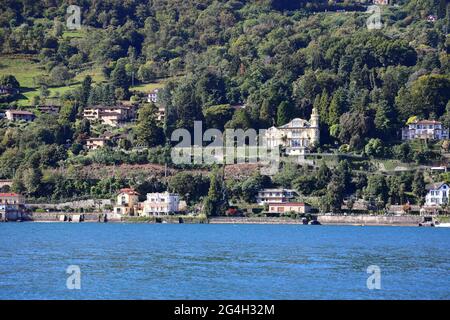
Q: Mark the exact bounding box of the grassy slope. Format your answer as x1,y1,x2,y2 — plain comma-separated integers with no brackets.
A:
0,54,106,106
0,54,170,106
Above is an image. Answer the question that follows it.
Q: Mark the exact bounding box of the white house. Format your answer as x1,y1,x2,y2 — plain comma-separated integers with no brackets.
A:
147,89,160,103
256,188,298,205
425,182,449,206
401,120,449,141
5,110,35,122
265,108,319,155
373,0,389,4
142,192,180,216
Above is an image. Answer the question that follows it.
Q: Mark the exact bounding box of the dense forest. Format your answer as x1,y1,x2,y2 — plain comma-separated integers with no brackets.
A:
0,0,449,214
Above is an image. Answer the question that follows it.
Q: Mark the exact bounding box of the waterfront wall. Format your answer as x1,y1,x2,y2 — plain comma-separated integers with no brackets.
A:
27,199,112,211
316,215,423,226
209,215,424,226
5,212,426,226
209,217,304,224
31,212,104,222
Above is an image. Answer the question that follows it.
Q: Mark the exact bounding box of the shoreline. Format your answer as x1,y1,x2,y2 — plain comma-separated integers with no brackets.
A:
3,214,441,227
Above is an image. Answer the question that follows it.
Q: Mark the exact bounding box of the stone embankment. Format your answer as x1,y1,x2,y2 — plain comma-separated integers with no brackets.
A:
209,215,425,226
3,213,428,226
317,215,423,226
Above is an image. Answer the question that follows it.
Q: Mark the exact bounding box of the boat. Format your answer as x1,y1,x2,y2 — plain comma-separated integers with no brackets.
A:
419,216,435,227
435,222,450,228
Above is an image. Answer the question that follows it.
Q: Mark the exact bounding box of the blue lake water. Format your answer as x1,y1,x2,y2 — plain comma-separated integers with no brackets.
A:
0,223,449,300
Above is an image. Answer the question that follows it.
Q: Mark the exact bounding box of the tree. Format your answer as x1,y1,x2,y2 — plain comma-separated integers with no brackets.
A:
323,173,345,213
0,74,20,89
195,71,227,108
276,101,294,126
111,60,131,91
293,175,316,196
135,103,164,147
316,89,330,126
273,162,298,188
335,159,352,195
328,88,347,126
240,172,270,203
259,99,274,127
365,138,385,158
203,104,234,130
412,171,427,203
365,175,388,205
203,167,228,217
396,75,450,119
168,172,209,204
171,80,203,132
374,100,396,139
316,161,332,190
50,65,74,86
338,111,372,150
225,109,252,130
22,167,43,197
80,75,92,108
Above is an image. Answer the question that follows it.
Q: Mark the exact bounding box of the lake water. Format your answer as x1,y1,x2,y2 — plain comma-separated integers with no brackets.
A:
0,223,449,300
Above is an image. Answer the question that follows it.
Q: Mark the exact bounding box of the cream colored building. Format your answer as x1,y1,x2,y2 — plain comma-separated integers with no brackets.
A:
266,108,319,155
268,202,311,215
86,137,109,150
83,105,136,127
256,188,298,205
142,192,180,216
5,110,35,122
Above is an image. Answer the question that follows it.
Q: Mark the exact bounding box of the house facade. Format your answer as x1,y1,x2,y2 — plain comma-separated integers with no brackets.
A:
156,106,165,122
113,188,140,216
142,192,180,216
401,120,449,141
147,89,160,103
5,110,35,122
85,137,109,150
268,202,311,214
0,193,25,221
37,105,60,115
265,107,319,155
257,188,298,205
83,105,136,127
425,182,449,206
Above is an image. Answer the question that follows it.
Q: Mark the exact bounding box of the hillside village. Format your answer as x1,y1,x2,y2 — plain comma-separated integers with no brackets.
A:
0,0,450,221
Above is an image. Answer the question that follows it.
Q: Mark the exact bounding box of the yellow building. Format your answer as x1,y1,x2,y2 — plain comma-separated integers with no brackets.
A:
265,108,319,155
113,188,140,216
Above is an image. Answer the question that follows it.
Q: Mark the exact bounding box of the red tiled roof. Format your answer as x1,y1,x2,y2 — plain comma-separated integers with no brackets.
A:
7,110,34,115
119,188,140,195
0,193,21,197
268,202,306,207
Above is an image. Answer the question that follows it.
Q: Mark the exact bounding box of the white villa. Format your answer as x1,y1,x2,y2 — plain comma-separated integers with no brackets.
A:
142,192,180,216
425,182,449,206
401,120,449,141
373,0,389,5
265,108,319,155
256,188,298,205
147,89,160,103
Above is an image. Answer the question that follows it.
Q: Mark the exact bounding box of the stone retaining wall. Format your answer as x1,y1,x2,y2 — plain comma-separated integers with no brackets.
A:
316,215,423,226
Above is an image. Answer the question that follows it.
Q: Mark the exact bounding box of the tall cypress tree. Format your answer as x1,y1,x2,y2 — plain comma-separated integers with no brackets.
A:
203,167,228,217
